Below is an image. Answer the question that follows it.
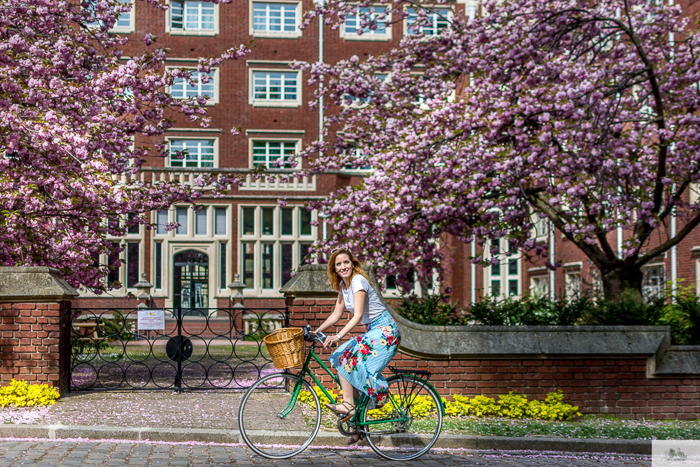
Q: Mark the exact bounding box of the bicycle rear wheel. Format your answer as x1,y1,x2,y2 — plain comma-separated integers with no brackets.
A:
361,375,443,461
238,372,321,459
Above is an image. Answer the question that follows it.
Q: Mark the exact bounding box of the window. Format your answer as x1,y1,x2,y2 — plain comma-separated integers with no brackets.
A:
262,207,274,235
252,2,300,36
169,139,215,168
300,208,312,236
262,243,274,289
126,242,140,288
176,207,189,235
242,207,255,236
281,243,293,285
156,209,169,235
565,272,581,300
532,214,549,241
170,0,216,33
530,276,548,298
343,5,390,39
219,243,227,289
485,238,521,300
154,242,162,289
126,213,139,234
252,141,296,168
342,74,387,108
86,0,134,33
238,205,316,293
406,7,450,36
281,208,293,235
107,242,121,287
170,70,217,104
642,265,665,301
242,243,255,288
195,208,207,235
251,71,300,106
214,207,227,235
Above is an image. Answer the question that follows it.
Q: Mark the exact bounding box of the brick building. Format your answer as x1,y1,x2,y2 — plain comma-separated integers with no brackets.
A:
75,0,700,311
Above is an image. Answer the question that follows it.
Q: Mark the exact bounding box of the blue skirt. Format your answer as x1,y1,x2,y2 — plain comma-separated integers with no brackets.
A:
328,310,401,405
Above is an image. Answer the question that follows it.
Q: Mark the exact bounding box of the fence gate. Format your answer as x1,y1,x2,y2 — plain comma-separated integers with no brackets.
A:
70,307,287,391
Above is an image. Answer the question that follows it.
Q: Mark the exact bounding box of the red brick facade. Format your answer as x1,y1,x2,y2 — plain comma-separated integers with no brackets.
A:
288,297,700,420
0,301,71,394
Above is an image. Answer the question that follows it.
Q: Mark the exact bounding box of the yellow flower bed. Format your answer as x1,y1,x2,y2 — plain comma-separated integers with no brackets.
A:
0,380,60,408
298,386,580,422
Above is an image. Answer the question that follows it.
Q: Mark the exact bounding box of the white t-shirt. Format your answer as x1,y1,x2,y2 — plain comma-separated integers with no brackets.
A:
340,275,386,325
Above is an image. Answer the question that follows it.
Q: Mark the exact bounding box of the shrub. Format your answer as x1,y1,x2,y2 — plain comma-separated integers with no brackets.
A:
395,294,467,326
0,380,60,408
298,388,580,421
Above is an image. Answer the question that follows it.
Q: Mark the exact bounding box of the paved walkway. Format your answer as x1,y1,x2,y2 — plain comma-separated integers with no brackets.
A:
0,439,652,466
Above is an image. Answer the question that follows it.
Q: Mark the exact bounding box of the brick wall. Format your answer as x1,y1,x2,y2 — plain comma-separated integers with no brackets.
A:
0,301,71,394
288,297,700,420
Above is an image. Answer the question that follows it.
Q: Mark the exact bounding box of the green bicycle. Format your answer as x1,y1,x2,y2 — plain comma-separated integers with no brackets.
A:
238,325,444,461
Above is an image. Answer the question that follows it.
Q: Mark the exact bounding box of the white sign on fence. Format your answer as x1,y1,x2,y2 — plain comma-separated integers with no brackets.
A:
137,309,165,331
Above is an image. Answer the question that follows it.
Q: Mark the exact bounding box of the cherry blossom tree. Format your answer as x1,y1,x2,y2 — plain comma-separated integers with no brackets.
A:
0,0,247,291
299,0,700,301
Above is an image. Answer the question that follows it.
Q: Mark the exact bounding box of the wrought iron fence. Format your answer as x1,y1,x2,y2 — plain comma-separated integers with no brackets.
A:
70,307,287,391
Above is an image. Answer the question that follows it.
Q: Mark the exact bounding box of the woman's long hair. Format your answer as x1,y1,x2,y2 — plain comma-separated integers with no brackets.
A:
327,248,371,292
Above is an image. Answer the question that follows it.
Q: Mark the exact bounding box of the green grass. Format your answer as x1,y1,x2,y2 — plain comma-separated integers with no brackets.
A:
441,415,700,440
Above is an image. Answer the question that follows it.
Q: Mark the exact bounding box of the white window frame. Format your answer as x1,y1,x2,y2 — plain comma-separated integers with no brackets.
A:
642,263,665,301
529,275,549,298
531,211,549,243
341,73,389,109
340,4,392,41
249,69,302,107
248,138,301,169
166,135,219,168
403,6,452,37
238,205,317,295
166,67,219,105
483,238,522,300
85,0,135,33
112,0,135,33
166,0,220,36
564,270,582,301
249,0,302,38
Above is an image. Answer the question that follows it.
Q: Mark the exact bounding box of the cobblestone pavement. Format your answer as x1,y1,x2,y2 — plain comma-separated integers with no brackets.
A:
0,439,651,466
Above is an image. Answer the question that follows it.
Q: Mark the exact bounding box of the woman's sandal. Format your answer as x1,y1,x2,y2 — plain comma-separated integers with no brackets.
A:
325,401,356,422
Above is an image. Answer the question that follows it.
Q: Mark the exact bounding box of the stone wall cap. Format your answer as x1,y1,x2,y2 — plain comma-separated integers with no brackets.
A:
280,264,337,297
0,266,79,302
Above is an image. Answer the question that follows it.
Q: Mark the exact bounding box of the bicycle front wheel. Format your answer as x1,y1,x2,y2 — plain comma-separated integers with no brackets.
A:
238,372,321,459
361,375,443,461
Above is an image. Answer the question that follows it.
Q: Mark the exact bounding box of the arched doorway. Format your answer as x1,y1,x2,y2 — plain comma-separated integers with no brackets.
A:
173,250,209,317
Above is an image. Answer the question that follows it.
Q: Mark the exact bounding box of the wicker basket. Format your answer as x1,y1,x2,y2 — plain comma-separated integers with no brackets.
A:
263,327,305,369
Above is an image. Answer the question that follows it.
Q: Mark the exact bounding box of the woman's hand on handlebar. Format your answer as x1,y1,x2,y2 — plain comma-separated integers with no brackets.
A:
323,334,340,349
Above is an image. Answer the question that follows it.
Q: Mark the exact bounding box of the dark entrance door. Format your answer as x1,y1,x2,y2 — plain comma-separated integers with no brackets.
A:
173,250,209,317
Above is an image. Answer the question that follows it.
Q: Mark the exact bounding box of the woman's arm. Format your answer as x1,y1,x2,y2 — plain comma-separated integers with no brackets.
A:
315,293,345,334
323,290,366,349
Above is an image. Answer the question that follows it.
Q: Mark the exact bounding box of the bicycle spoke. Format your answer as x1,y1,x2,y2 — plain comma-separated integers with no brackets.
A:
361,375,443,461
238,373,321,459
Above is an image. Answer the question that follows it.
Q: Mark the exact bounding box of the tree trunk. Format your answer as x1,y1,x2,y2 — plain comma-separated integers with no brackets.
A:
601,265,644,303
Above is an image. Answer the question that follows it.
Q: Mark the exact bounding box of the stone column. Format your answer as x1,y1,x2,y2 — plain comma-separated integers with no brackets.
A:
0,267,78,393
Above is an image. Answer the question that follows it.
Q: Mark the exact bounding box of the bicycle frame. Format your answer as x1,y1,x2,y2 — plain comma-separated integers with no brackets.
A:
279,342,411,427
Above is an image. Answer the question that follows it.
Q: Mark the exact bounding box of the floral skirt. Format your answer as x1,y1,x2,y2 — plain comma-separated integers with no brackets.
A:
328,310,401,405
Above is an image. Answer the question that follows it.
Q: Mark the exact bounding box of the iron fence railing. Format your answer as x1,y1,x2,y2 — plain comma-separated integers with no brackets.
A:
70,307,288,391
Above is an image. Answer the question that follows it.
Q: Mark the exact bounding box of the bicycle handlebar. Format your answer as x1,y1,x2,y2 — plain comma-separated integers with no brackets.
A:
303,324,326,344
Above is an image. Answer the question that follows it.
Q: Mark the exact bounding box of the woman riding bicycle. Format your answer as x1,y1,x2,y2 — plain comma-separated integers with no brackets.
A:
313,248,401,443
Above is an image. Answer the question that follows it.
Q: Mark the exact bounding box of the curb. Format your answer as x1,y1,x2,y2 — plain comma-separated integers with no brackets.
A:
0,425,652,454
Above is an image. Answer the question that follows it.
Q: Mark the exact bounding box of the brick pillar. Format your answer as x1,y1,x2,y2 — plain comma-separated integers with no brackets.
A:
0,267,78,394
